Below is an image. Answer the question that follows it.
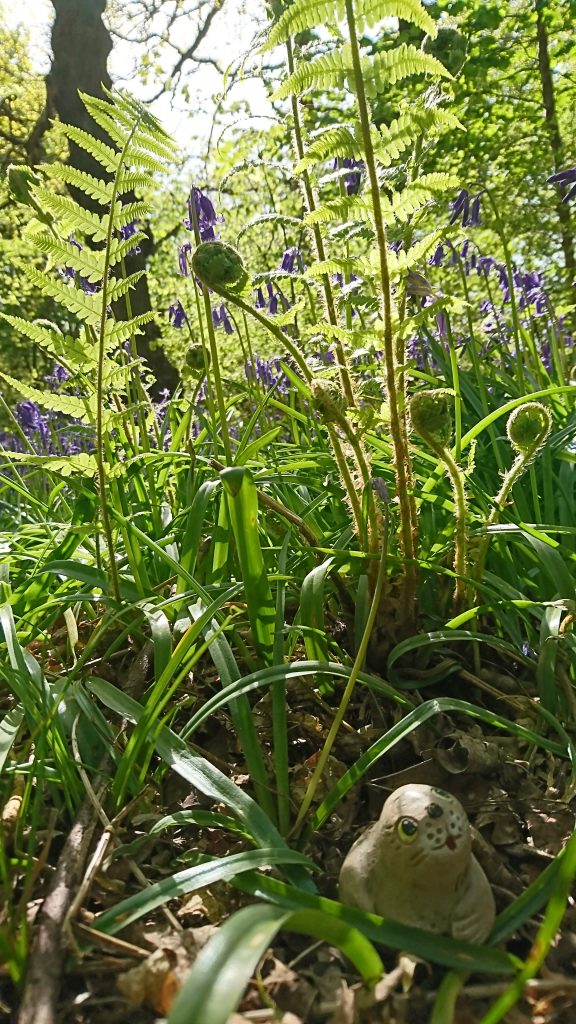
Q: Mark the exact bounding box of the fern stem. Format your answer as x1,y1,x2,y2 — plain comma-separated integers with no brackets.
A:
344,0,417,619
188,206,233,463
94,125,147,602
285,38,355,407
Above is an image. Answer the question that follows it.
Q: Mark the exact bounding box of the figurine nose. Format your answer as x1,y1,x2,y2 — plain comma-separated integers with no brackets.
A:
445,835,457,850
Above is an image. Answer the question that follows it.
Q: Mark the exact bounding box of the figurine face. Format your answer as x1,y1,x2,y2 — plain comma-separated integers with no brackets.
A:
380,784,472,870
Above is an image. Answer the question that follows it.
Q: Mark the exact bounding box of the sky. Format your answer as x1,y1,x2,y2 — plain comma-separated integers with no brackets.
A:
2,0,274,144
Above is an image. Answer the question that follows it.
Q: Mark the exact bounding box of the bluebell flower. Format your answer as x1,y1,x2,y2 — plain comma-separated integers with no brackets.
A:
255,282,282,315
547,167,576,203
168,301,187,328
449,188,483,228
429,243,445,267
245,355,289,395
212,304,234,334
69,233,82,252
186,186,221,241
280,246,303,273
333,157,364,196
45,364,70,390
16,400,50,445
80,277,100,294
119,220,141,254
179,241,192,276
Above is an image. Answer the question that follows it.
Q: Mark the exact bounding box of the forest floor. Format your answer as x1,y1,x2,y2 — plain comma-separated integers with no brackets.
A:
4,647,576,1024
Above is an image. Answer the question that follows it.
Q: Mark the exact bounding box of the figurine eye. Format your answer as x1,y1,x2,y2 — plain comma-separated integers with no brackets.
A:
432,787,450,799
427,802,444,819
397,817,418,842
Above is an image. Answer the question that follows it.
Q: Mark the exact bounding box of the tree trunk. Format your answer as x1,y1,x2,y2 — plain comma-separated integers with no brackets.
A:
535,0,575,285
46,0,179,394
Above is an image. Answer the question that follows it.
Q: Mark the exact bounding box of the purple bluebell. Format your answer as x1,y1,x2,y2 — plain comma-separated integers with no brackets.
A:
449,189,483,228
168,301,187,328
119,220,141,254
280,246,303,273
429,243,445,267
255,282,282,315
16,401,50,445
547,167,576,203
80,277,100,294
334,157,364,196
45,364,70,390
179,241,192,276
245,355,289,395
212,304,234,334
186,186,221,241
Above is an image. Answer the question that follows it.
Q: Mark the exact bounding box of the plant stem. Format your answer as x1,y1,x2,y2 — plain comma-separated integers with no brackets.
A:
286,38,355,407
344,0,417,618
290,537,388,837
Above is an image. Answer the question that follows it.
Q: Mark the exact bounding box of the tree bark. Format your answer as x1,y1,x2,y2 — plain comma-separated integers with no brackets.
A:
46,0,179,394
535,0,575,284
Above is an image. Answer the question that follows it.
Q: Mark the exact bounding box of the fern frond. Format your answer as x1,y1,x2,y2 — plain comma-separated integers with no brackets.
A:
295,124,360,172
356,0,436,35
124,148,168,174
104,312,156,347
58,123,119,175
387,231,443,275
31,188,108,242
304,257,361,279
273,48,350,100
3,451,99,478
236,213,303,242
0,372,91,422
107,272,145,303
264,0,344,49
39,164,112,205
305,194,372,225
81,93,176,164
115,171,155,196
375,109,463,167
362,45,452,97
108,232,148,268
104,88,175,147
114,201,150,229
28,233,105,283
21,267,102,326
0,315,97,369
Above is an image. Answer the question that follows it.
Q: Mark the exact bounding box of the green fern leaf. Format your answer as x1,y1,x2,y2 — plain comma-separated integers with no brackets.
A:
58,123,119,175
28,233,105,283
102,88,175,148
264,0,344,49
31,188,108,242
115,171,155,196
375,109,463,167
219,158,286,191
356,0,437,35
2,451,99,478
305,194,372,225
0,372,92,422
107,272,145,303
0,315,97,369
104,312,156,347
387,231,443,276
21,267,103,326
295,124,360,172
303,256,361,279
362,44,452,97
236,213,303,242
273,48,350,100
115,201,150,229
39,164,112,205
124,148,167,174
108,232,148,268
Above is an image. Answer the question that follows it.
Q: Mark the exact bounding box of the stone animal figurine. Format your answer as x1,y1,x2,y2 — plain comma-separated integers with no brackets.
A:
338,783,495,943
